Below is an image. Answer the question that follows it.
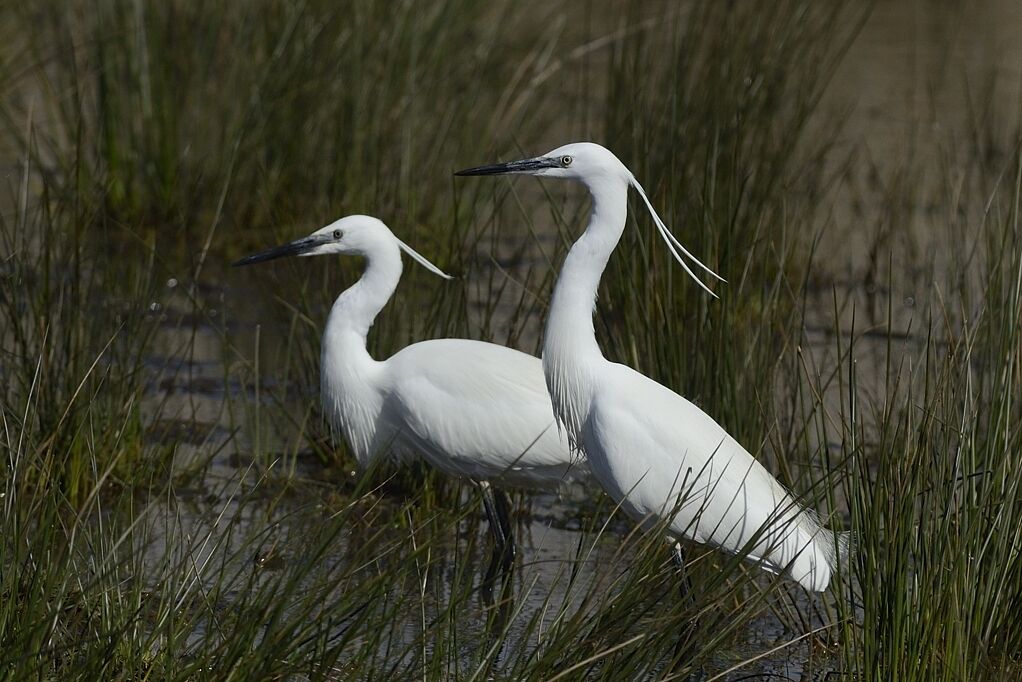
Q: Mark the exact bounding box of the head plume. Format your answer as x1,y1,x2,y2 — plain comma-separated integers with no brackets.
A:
627,174,725,298
394,236,452,280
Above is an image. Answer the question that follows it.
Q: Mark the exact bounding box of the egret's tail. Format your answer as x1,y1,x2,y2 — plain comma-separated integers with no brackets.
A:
784,515,853,593
818,526,853,565
835,529,855,570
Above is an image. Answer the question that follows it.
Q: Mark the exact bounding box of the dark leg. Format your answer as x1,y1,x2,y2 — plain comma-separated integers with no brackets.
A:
477,482,515,594
672,541,694,603
670,541,702,676
492,488,517,571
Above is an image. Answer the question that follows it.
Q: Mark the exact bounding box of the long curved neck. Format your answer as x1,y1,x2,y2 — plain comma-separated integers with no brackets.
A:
321,239,400,464
544,176,628,361
543,175,628,436
324,241,402,352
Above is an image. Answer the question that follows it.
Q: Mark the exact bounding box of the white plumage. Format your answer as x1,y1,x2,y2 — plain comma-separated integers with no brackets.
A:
376,339,583,488
457,143,846,592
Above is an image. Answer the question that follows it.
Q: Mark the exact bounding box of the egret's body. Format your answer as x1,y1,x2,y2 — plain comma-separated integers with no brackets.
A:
458,144,844,592
325,336,579,489
235,215,585,568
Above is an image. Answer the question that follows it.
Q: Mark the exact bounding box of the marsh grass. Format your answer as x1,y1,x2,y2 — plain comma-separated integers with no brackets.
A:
3,0,1022,679
835,160,1022,679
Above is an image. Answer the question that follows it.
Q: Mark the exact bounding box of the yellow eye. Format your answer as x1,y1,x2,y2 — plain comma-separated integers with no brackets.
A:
561,155,573,166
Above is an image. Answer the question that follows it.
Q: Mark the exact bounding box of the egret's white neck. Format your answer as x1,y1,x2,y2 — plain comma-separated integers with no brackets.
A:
324,241,402,353
321,239,398,462
543,174,628,440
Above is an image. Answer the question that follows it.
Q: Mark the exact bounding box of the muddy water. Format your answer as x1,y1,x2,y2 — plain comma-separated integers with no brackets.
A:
139,2,1021,677
799,0,1022,463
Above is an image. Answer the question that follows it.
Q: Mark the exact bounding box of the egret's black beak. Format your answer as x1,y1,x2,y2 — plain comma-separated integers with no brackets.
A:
454,156,559,176
232,234,328,267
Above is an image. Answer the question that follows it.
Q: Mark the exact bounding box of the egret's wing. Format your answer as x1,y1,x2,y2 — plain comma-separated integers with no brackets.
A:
588,363,835,591
383,339,584,486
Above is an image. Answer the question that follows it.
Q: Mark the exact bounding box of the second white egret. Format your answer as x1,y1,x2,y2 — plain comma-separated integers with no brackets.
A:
457,143,846,592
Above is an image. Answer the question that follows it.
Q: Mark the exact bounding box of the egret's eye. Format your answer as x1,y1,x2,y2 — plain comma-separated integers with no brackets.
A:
332,229,343,240
561,155,573,167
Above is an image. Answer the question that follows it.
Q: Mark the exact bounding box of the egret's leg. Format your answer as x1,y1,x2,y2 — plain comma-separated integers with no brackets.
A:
672,542,695,603
670,541,702,672
477,481,508,548
476,481,515,585
492,488,517,571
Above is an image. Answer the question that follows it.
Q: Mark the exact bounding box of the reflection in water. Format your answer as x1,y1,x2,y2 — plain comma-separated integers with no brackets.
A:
479,570,516,668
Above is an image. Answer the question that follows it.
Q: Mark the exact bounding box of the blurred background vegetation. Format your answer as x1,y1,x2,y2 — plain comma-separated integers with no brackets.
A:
2,0,1021,679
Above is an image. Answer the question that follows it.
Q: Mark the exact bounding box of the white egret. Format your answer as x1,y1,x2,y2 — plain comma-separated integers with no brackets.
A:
233,215,586,574
457,143,847,592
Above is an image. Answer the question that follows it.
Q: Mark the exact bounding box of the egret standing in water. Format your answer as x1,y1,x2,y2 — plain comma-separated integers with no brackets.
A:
234,215,586,576
457,144,846,592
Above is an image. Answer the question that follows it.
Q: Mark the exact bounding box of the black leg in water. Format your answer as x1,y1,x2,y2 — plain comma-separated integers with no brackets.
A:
672,541,695,603
492,487,517,570
476,562,515,670
670,541,703,674
477,481,516,596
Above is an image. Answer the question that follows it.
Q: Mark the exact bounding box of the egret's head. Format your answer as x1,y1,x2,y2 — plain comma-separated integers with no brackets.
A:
456,141,726,297
455,142,629,185
232,215,451,279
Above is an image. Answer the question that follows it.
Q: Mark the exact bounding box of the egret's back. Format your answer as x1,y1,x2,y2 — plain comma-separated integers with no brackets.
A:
583,362,841,592
382,338,586,489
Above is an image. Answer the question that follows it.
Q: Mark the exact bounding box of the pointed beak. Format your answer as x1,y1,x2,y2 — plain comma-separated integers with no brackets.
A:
454,156,559,176
232,234,328,267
